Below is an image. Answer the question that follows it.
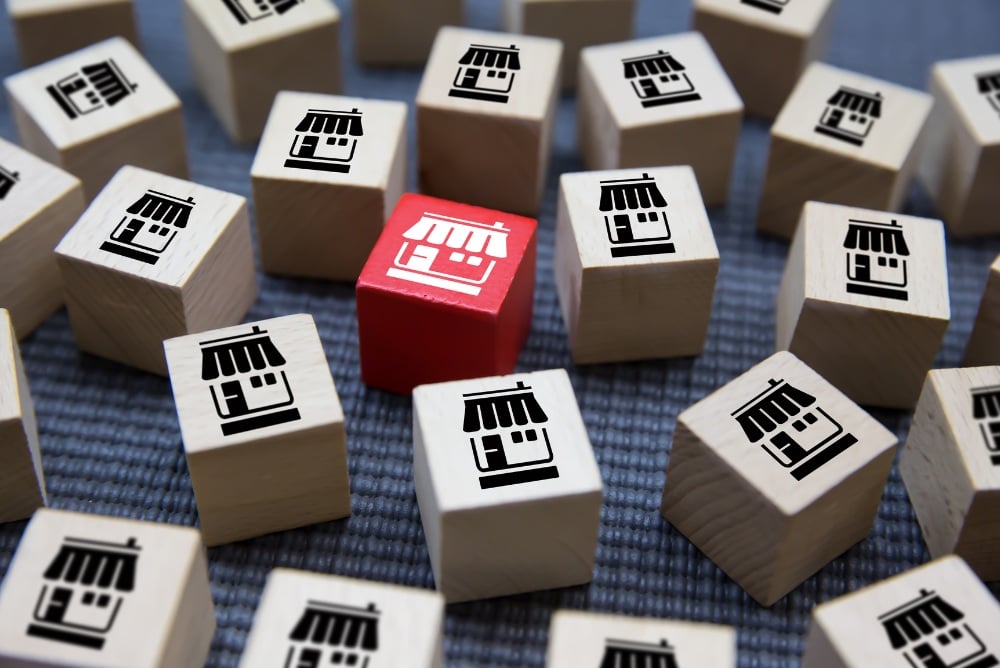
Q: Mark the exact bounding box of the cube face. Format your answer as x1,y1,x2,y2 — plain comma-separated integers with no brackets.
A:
0,509,215,668
240,569,445,668
965,255,1000,367
8,0,139,67
355,0,463,66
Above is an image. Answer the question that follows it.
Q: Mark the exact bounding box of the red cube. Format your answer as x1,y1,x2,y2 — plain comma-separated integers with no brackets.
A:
357,193,537,394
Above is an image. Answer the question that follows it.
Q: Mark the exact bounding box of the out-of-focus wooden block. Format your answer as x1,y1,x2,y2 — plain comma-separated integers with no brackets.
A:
0,137,85,339
0,508,215,667
757,62,933,238
413,368,603,603
776,201,950,409
546,610,736,667
3,37,188,201
502,0,635,90
0,309,46,525
660,351,897,606
554,166,719,363
900,366,1000,580
54,165,257,375
920,55,1000,238
7,0,140,67
965,254,1000,367
417,26,562,215
578,32,743,207
802,556,1000,668
354,0,462,66
239,569,445,668
164,314,350,546
251,91,407,281
182,0,341,143
692,0,836,119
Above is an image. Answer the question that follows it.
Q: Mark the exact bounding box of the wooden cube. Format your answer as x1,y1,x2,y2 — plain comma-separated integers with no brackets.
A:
54,165,257,375
354,0,462,66
660,351,897,606
965,254,1000,367
164,314,351,546
546,610,736,667
802,556,1000,668
0,137,85,339
356,193,537,394
413,368,603,603
182,0,341,143
239,569,445,668
578,32,743,207
416,26,562,215
776,202,951,409
502,0,636,90
692,0,836,119
757,62,933,238
0,508,215,667
899,366,1000,580
7,0,140,67
251,91,407,281
919,55,1000,238
0,309,46,525
554,166,720,363
4,37,188,201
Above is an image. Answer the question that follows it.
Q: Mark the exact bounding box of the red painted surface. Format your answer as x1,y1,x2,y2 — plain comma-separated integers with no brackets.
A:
356,193,537,394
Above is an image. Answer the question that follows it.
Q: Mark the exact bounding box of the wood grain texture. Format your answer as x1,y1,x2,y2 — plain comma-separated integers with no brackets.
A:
354,0,462,66
8,0,139,67
965,255,1000,367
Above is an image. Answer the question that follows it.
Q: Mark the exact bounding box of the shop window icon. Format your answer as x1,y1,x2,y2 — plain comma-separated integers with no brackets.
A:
622,50,701,108
46,59,137,121
815,86,883,147
601,638,679,668
285,108,364,173
449,43,521,104
285,601,379,668
0,164,18,201
222,0,302,24
599,173,675,258
99,190,195,266
741,0,790,14
843,218,910,302
976,71,1000,116
972,385,1000,466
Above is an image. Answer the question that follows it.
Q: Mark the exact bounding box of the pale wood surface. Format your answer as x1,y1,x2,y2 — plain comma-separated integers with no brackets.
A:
0,508,215,668
240,568,444,668
661,351,897,605
555,165,719,363
413,368,603,603
965,254,1000,367
251,91,407,280
8,0,138,67
775,201,951,409
355,0,462,66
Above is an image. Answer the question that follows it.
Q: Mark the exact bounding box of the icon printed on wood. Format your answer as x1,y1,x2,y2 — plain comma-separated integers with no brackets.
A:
284,108,364,173
973,386,1000,466
98,189,196,265
285,601,379,668
601,638,678,668
843,218,911,302
599,173,674,258
46,59,138,121
976,71,1000,115
622,50,702,108
741,0,790,14
814,86,883,147
0,165,18,200
26,536,140,651
448,43,521,104
222,0,303,25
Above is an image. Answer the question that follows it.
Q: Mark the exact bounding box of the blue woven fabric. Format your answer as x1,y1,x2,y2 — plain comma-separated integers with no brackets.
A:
1,1,999,666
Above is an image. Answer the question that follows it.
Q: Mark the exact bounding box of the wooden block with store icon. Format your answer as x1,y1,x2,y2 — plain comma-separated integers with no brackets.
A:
54,165,257,375
775,201,950,409
965,254,1000,368
0,508,215,667
554,165,720,364
0,309,46,525
692,0,836,119
577,32,743,207
354,0,462,66
251,91,407,281
239,569,445,668
0,137,85,340
164,313,351,546
7,0,140,67
412,368,603,603
899,366,1000,581
501,0,636,91
416,26,562,215
182,0,341,143
802,556,1000,668
660,351,897,606
919,55,1000,238
3,37,188,201
757,62,933,239
356,193,537,394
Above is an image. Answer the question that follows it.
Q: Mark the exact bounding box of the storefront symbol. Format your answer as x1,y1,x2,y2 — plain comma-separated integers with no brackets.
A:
622,50,701,108
601,638,679,668
815,86,882,147
46,60,137,121
449,43,521,104
99,190,195,266
222,0,302,24
976,71,1000,116
284,108,364,173
0,165,18,201
843,218,910,302
741,0,790,14
285,601,379,668
972,385,1000,466
599,173,674,258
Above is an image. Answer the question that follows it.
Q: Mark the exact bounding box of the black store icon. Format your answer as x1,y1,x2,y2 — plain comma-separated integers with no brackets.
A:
976,71,1000,115
99,190,195,266
741,0,790,13
972,385,1000,466
222,0,302,24
0,164,18,201
843,218,910,302
623,50,701,108
47,60,137,121
815,86,882,147
462,381,559,490
732,378,857,481
285,601,379,668
599,173,675,258
199,326,301,436
449,43,520,104
285,108,363,173
601,639,678,668
880,589,998,668
27,536,140,651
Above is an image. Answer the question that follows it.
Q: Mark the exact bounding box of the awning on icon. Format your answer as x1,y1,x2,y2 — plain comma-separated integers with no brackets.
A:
599,173,668,212
42,537,140,592
289,601,380,650
82,60,137,107
826,86,882,118
458,44,521,70
403,213,510,259
463,382,548,433
844,220,909,255
974,386,1000,420
294,108,364,136
977,71,1000,94
880,590,964,650
622,51,686,80
732,380,817,443
200,327,287,381
126,190,195,229
601,639,678,668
